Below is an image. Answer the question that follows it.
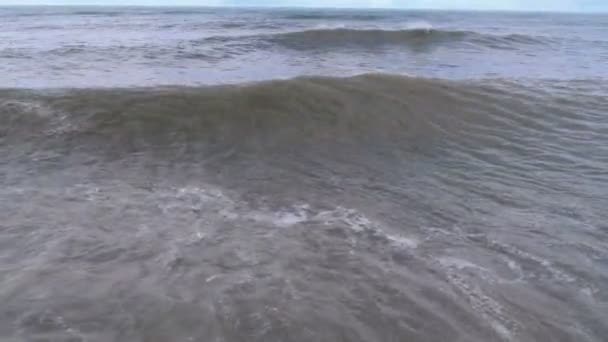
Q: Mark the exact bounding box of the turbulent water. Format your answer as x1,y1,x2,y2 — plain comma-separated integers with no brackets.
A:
1,6,608,342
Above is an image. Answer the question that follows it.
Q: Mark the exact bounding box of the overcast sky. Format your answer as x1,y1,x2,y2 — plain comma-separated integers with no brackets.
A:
1,0,607,12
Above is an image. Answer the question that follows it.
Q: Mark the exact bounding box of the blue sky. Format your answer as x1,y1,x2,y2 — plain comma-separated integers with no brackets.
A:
1,0,607,12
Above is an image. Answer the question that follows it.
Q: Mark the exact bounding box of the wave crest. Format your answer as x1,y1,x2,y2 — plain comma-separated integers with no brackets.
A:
1,74,598,160
269,28,551,50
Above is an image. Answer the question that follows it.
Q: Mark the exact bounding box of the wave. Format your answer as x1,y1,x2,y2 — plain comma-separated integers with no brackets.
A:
4,8,216,18
268,28,553,50
1,74,603,165
282,13,388,21
2,27,552,63
7,10,125,17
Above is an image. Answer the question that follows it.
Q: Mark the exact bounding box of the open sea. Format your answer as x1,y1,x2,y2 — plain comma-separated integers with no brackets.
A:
1,6,607,342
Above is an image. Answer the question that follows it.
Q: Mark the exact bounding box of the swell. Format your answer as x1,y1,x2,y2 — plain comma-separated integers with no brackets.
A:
1,74,604,166
267,28,553,50
281,13,388,20
0,28,559,62
3,75,450,154
2,8,216,17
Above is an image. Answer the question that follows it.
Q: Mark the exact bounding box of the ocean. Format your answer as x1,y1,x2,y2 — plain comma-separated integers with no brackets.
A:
1,6,607,342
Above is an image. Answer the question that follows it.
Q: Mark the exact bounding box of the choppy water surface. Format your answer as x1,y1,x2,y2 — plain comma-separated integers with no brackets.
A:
0,6,607,342
1,7,607,86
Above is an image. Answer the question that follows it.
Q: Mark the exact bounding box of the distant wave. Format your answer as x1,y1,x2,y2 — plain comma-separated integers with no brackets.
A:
0,26,561,68
267,28,553,50
9,10,125,17
282,13,388,21
5,9,215,18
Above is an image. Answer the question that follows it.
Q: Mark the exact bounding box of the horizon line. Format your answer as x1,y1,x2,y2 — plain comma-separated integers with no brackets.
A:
0,4,606,14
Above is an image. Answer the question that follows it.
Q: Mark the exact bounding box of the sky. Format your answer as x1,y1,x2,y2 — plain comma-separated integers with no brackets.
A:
1,0,607,12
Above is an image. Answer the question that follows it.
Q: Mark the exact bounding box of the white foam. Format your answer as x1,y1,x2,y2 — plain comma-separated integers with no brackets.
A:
2,100,53,117
437,256,499,284
489,240,577,283
315,207,372,232
438,257,486,271
313,23,347,30
249,211,308,228
443,270,517,341
206,274,220,283
176,186,227,201
386,234,419,249
491,321,513,341
404,20,433,31
247,204,310,228
315,206,418,249
502,257,525,283
580,286,599,299
240,204,418,249
159,185,234,215
0,100,77,135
